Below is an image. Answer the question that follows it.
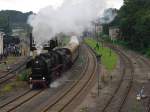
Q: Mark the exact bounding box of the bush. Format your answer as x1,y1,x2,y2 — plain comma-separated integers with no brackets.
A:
18,69,30,81
145,48,150,57
116,40,129,47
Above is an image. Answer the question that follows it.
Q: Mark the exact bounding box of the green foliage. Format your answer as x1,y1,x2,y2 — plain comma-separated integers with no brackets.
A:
2,80,27,93
18,69,30,81
85,38,118,72
101,33,130,50
0,10,33,33
102,24,109,35
3,84,13,92
145,48,150,57
115,40,129,47
115,0,150,52
0,10,33,24
0,16,8,26
101,34,111,42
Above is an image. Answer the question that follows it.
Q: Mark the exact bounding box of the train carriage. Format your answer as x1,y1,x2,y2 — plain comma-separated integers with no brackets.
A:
65,43,79,62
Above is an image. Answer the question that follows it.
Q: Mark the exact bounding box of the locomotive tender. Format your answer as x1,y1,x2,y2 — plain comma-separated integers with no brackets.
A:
28,36,79,88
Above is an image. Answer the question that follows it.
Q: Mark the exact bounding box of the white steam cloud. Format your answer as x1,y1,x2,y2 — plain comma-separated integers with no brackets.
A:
28,0,115,46
100,8,117,24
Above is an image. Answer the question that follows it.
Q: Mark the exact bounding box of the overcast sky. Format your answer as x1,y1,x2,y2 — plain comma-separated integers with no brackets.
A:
0,0,123,13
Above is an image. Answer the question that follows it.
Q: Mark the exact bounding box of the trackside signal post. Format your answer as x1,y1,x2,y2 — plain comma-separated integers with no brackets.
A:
97,54,102,96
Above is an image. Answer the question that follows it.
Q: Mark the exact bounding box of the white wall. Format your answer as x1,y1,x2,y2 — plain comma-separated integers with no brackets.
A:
0,32,4,55
109,28,119,40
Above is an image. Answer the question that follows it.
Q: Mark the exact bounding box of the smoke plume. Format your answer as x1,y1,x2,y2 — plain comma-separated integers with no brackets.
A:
100,8,117,24
28,0,116,46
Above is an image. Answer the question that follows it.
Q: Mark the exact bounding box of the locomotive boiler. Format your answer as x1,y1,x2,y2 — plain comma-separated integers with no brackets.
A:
27,36,79,89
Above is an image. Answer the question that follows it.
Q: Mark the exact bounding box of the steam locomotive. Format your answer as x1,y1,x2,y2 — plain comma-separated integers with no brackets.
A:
27,34,79,89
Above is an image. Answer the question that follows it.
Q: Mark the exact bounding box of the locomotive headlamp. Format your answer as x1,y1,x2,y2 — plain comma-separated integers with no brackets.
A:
29,77,32,80
42,77,45,80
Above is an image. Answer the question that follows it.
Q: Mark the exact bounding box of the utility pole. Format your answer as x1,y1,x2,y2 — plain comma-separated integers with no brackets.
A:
95,22,99,41
93,20,102,96
94,21,100,50
97,54,102,96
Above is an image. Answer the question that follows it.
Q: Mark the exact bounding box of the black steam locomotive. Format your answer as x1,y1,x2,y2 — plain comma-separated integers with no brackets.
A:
27,34,79,88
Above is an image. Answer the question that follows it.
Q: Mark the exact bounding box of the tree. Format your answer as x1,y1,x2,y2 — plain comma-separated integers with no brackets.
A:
116,0,150,52
0,10,33,34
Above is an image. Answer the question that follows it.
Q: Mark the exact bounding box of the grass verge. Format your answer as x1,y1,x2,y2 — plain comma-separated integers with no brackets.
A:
85,38,118,72
0,69,30,94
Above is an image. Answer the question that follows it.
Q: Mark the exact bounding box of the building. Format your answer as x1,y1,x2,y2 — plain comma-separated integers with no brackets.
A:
96,24,103,33
0,32,4,55
12,27,25,37
109,27,119,40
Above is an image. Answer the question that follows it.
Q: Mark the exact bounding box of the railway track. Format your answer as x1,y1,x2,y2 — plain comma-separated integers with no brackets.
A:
146,98,150,112
126,51,150,112
0,89,43,112
0,46,93,112
37,46,97,112
0,57,30,85
101,45,134,112
123,51,150,112
136,56,150,112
